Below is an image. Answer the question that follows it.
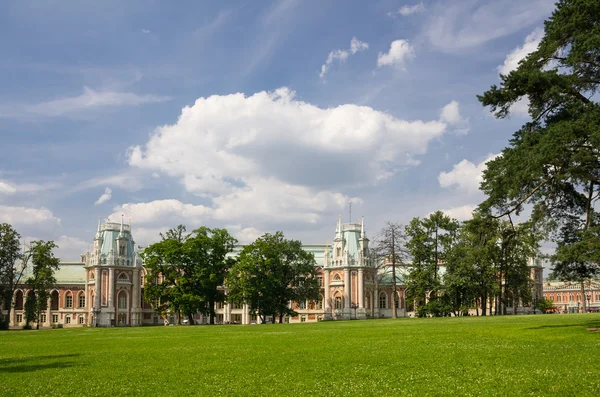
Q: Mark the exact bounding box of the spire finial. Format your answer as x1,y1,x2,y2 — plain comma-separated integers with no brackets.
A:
349,201,352,223
120,213,124,235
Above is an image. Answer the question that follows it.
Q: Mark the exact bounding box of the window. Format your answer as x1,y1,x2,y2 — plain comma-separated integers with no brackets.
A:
65,316,71,324
52,314,58,323
41,314,47,323
569,294,574,302
334,296,342,310
336,247,341,257
65,293,73,308
379,293,387,309
79,294,85,308
333,274,341,281
317,277,323,286
299,301,306,310
79,316,85,324
118,294,126,309
90,272,95,280
557,295,561,302
119,273,128,280
16,314,23,323
317,299,323,310
550,296,554,302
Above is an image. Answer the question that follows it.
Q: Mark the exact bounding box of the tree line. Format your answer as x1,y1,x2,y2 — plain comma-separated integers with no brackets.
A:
0,223,60,330
142,226,320,325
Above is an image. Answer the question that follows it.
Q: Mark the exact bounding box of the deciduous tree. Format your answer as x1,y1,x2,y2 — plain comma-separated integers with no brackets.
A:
25,241,60,329
0,224,25,330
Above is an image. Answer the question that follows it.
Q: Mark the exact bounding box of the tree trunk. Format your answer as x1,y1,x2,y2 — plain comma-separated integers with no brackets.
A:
481,290,487,316
209,299,215,324
188,313,195,325
581,282,586,313
278,314,283,323
391,232,398,319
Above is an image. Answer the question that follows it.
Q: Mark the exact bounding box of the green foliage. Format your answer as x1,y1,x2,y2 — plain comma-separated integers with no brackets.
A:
227,232,320,323
1,316,600,395
25,240,60,330
536,297,555,313
142,225,237,325
405,211,460,313
478,0,600,282
0,223,24,330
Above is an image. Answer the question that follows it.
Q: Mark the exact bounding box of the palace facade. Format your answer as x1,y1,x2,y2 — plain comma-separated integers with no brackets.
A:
3,216,407,328
543,280,600,313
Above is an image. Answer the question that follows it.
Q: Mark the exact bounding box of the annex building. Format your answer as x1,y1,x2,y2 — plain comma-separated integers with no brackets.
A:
3,216,407,328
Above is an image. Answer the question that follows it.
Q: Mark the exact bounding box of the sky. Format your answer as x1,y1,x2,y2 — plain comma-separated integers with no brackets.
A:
0,0,558,260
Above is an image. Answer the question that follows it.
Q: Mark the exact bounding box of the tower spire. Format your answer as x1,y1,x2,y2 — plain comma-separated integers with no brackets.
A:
335,215,341,239
361,215,365,238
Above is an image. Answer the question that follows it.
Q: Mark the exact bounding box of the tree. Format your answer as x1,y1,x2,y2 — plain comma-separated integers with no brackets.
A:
405,212,460,317
25,241,60,329
0,224,26,330
143,225,192,324
478,0,600,285
371,222,408,318
186,227,237,325
143,225,237,325
227,232,320,323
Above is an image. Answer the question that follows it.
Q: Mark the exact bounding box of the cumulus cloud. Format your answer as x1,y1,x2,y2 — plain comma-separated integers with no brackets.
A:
377,40,415,68
398,3,425,16
440,100,470,134
94,187,112,205
54,235,89,260
0,205,61,226
126,87,448,232
497,28,543,75
424,1,553,52
438,154,500,193
0,86,171,118
439,204,477,221
0,180,16,194
320,37,369,79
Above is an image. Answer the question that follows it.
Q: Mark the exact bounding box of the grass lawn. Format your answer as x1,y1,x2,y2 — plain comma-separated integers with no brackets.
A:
1,314,599,396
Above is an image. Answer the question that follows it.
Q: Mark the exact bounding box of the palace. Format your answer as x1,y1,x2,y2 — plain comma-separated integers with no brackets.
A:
543,280,600,313
2,216,407,327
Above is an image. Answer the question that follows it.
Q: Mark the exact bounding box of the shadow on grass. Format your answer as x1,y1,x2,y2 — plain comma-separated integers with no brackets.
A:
527,321,600,330
0,354,82,373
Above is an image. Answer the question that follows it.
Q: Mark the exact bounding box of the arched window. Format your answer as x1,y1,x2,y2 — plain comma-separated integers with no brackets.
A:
317,297,323,310
333,274,341,281
65,291,73,308
119,273,128,281
379,292,387,309
78,292,86,308
299,301,306,310
89,272,95,280
335,296,342,310
51,290,59,310
14,290,24,310
118,291,127,309
365,292,371,310
65,316,71,324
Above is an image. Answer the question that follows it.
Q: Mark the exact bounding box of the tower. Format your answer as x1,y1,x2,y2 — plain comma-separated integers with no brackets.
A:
323,215,372,320
84,219,143,327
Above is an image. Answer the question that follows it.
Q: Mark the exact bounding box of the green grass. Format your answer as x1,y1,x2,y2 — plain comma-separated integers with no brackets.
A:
1,314,599,396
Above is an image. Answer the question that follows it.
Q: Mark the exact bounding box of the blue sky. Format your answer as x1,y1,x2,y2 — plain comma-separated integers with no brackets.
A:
0,0,557,259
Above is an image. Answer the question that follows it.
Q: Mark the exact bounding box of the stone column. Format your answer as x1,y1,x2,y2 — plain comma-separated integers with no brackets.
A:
94,267,101,310
132,269,139,309
358,269,364,309
344,268,351,311
108,268,115,309
46,297,51,326
243,304,249,325
324,270,331,313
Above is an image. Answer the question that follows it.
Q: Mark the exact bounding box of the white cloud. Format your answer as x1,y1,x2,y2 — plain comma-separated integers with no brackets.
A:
0,180,17,194
438,154,500,193
497,28,543,75
398,3,425,16
141,29,151,34
77,171,145,192
320,37,369,79
440,100,470,134
94,187,112,205
509,97,530,117
110,200,212,226
424,1,554,52
54,235,89,260
0,205,61,226
226,225,263,244
127,87,447,230
377,40,415,68
1,86,171,118
0,179,59,195
439,204,477,221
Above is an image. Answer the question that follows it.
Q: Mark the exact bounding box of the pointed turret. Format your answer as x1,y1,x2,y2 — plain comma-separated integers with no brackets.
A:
360,216,365,239
335,215,342,239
